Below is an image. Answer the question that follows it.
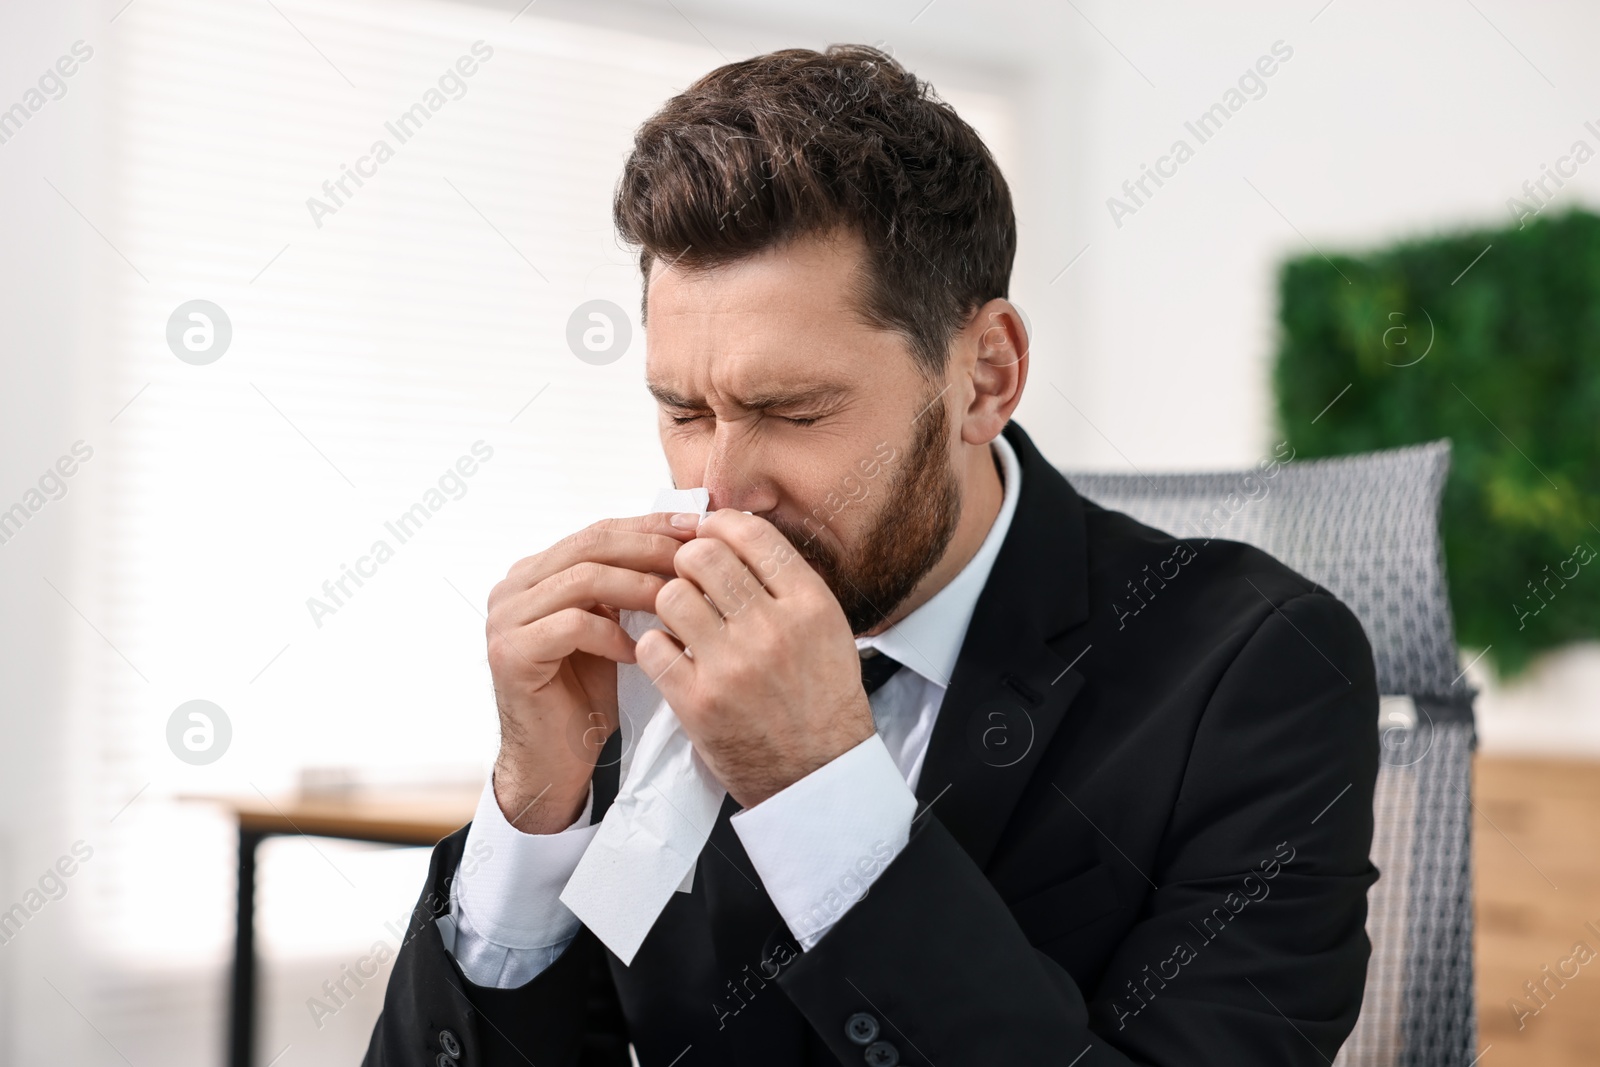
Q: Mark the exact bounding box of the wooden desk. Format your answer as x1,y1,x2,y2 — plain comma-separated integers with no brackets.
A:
1474,754,1600,1067
187,787,478,1067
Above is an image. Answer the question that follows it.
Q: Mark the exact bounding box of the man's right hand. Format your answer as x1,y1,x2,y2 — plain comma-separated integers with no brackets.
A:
485,513,697,834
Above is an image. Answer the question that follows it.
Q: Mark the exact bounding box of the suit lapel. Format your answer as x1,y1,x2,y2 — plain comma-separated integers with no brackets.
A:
913,422,1092,871
701,793,784,968
699,793,807,1063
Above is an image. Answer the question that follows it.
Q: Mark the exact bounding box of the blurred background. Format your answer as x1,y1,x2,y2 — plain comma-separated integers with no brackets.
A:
2,0,1597,1063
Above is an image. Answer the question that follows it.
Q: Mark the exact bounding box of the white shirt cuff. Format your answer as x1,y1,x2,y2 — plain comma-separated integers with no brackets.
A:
446,773,600,988
731,734,917,950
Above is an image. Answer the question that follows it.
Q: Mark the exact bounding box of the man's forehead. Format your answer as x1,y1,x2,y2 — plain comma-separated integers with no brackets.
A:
641,233,917,404
645,231,869,317
644,287,875,405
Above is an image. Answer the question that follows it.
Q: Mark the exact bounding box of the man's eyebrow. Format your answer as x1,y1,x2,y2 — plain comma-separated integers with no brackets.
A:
645,382,849,411
646,381,700,408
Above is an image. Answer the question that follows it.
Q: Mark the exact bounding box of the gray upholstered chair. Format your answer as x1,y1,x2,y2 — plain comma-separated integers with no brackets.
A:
1065,439,1477,1067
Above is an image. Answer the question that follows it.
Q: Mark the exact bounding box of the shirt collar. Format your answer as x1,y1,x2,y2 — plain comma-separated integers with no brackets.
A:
855,431,1023,689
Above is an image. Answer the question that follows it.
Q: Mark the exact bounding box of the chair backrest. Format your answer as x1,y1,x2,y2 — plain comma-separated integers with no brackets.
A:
1065,439,1476,1067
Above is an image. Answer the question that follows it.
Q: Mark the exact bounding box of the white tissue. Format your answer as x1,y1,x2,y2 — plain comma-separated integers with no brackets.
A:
648,486,710,523
558,486,725,966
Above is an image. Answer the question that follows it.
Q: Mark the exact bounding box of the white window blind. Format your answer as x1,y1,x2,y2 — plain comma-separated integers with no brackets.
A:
92,0,726,968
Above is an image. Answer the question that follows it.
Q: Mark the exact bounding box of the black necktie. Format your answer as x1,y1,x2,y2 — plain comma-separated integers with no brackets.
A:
859,648,904,696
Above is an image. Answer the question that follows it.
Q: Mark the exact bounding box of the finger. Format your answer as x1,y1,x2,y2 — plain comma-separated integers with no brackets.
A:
496,606,638,670
499,562,668,627
634,626,696,692
693,509,812,599
671,536,770,619
503,516,695,591
654,575,723,648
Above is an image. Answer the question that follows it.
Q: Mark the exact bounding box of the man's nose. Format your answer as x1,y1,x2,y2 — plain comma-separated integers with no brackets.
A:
701,422,776,514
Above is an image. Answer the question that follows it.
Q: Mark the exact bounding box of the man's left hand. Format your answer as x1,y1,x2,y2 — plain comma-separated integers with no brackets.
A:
634,509,876,808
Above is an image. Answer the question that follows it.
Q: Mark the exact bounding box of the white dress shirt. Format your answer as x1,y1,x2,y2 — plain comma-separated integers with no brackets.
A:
446,433,1023,988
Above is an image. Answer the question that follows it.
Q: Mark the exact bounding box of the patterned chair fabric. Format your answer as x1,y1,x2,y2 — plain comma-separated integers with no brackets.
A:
1065,439,1476,1067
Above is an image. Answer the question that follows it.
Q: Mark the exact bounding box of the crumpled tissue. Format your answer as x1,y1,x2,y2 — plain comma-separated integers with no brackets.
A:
558,486,728,966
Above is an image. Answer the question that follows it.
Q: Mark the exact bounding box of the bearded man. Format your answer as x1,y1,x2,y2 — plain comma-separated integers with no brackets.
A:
365,44,1378,1067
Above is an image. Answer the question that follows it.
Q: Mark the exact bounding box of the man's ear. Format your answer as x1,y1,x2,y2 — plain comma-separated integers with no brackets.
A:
958,298,1029,446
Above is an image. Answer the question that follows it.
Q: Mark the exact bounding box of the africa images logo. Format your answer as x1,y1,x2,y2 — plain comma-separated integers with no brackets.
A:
305,42,494,229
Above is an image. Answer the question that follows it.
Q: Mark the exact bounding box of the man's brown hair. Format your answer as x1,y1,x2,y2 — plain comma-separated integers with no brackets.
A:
613,44,1016,376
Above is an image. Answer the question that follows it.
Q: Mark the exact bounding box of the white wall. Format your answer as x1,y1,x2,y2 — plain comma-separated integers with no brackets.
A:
0,4,113,1064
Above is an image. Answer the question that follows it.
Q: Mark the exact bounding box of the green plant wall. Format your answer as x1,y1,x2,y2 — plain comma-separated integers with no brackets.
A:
1273,208,1600,677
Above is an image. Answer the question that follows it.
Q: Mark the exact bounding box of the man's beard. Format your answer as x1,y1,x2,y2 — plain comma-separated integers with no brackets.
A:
769,391,964,635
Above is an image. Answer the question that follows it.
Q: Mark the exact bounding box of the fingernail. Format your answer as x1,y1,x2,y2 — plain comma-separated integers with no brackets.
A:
670,512,700,529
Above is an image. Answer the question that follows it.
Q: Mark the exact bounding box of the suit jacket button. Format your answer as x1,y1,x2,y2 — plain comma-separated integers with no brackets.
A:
436,1055,455,1067
439,1029,462,1058
845,1012,880,1045
864,1040,900,1066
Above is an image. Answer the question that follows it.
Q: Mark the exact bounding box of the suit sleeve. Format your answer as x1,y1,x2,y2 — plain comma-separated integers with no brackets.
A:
362,825,631,1067
775,591,1380,1066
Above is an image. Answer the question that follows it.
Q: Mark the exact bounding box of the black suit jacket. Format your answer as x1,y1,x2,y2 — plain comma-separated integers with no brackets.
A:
364,421,1379,1066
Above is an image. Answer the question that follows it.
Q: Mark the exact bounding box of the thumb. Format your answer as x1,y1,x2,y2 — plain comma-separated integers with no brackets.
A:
633,627,695,707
